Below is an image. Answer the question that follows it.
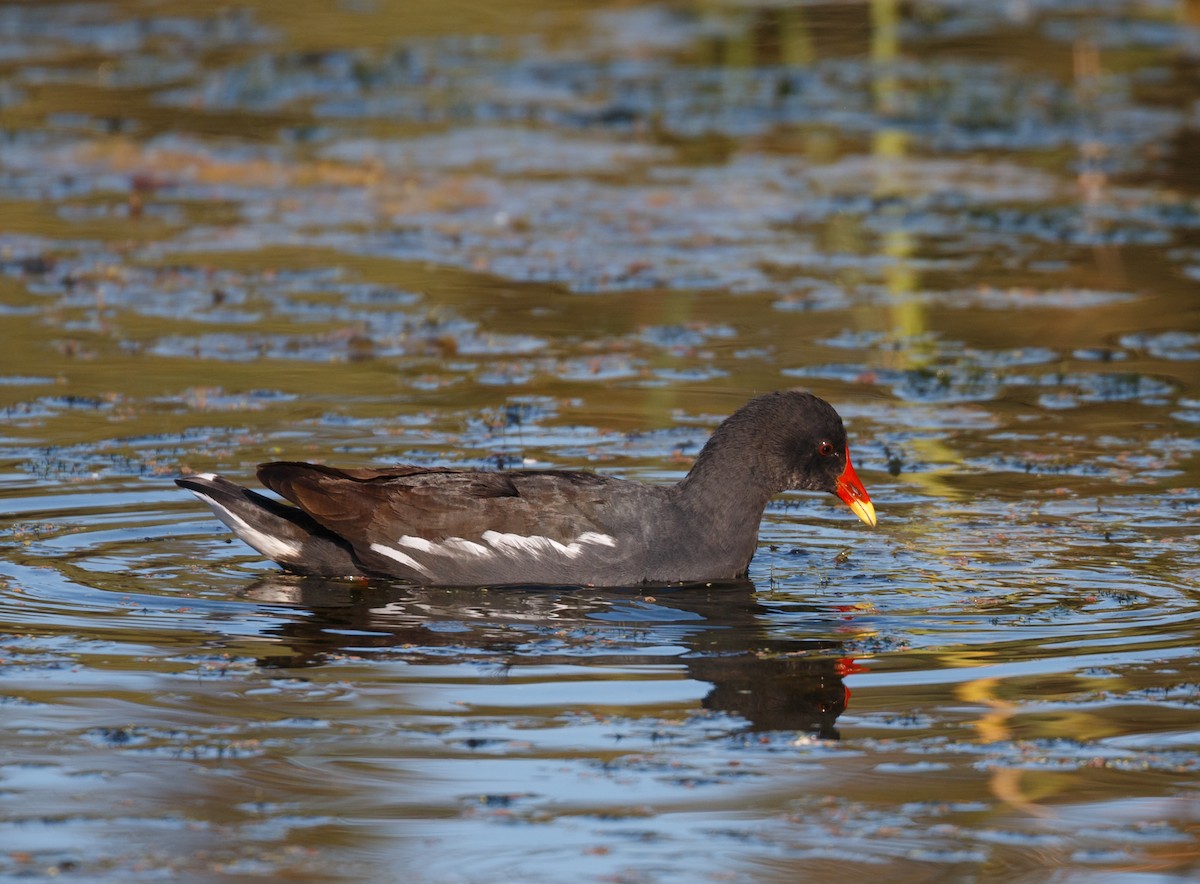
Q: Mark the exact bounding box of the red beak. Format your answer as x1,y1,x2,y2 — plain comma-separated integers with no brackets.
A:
834,448,876,527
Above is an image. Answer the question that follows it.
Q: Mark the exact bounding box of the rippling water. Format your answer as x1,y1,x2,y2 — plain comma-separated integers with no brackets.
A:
2,1,1200,880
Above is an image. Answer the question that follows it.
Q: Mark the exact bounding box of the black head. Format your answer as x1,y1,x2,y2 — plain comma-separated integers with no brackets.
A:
687,391,876,525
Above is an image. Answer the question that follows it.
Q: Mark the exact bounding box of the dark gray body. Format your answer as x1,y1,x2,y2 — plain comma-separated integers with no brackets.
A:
177,392,859,586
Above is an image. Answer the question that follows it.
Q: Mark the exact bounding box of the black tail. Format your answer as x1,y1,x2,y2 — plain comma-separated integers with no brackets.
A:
176,474,365,578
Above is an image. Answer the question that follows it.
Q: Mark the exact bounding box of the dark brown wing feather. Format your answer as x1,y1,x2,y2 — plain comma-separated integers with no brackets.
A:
256,461,619,552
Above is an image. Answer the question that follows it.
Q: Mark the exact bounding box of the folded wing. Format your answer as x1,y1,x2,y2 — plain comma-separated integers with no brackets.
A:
256,461,625,582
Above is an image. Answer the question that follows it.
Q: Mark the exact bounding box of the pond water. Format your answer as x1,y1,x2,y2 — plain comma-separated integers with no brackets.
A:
2,0,1199,880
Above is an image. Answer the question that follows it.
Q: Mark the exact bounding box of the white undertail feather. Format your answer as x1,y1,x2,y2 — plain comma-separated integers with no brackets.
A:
187,489,302,561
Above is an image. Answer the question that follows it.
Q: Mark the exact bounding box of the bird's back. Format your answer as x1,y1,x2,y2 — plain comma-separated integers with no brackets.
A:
258,461,670,585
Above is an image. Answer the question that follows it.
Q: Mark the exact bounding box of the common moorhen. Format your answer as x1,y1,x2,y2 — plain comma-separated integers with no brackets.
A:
177,391,876,585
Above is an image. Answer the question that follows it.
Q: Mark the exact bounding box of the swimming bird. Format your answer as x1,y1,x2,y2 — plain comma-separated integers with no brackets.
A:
177,391,876,586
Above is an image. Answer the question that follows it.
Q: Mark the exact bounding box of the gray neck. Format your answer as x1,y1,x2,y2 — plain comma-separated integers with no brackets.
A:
671,427,783,574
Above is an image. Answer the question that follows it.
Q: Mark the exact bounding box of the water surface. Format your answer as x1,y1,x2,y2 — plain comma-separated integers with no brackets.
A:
2,1,1199,880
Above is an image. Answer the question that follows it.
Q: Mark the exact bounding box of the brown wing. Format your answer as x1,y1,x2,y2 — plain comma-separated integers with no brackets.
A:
256,461,617,548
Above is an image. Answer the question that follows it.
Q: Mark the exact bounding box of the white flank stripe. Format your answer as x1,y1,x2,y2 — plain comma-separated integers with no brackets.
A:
442,537,491,557
190,491,302,561
369,542,433,576
481,531,551,556
547,538,581,558
577,532,616,547
397,535,435,553
388,531,619,567
481,530,617,560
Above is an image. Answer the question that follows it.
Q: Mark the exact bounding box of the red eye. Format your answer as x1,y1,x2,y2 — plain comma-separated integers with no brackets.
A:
818,441,835,457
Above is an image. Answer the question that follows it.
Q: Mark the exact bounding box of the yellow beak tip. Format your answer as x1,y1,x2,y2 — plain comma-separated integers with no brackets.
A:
849,499,877,528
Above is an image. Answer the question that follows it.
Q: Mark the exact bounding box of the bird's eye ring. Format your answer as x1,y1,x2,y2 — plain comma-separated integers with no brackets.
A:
818,441,835,457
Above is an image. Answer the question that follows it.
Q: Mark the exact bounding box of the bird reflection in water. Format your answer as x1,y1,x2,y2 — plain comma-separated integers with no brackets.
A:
239,576,856,740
